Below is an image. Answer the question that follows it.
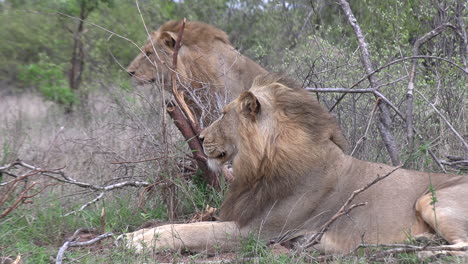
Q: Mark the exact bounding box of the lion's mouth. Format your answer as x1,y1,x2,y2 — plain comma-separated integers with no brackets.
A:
214,152,226,159
206,151,226,160
203,146,228,161
205,151,230,172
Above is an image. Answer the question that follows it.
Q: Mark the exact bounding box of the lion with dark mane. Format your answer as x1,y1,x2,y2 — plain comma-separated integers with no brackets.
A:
127,20,266,125
126,73,468,254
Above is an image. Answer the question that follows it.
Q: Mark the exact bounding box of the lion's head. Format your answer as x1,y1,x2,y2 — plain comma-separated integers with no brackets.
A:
200,73,347,225
127,20,266,125
127,20,230,87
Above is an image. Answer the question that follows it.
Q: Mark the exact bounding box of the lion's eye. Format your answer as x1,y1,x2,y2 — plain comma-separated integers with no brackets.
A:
145,51,152,57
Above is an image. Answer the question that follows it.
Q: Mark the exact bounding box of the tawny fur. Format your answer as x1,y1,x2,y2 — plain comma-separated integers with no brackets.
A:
126,73,468,255
127,20,267,125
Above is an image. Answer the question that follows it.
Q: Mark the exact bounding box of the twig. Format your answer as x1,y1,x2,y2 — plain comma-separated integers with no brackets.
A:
349,55,468,91
110,156,169,164
351,98,381,155
299,165,403,250
415,89,468,152
162,19,218,187
406,23,454,153
0,181,55,219
305,87,374,93
170,18,197,129
166,103,219,187
64,192,105,217
329,54,467,112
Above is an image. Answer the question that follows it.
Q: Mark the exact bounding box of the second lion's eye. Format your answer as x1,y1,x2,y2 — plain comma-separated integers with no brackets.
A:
145,51,152,57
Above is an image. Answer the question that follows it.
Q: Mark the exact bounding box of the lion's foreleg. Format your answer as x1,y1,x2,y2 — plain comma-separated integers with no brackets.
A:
125,221,241,253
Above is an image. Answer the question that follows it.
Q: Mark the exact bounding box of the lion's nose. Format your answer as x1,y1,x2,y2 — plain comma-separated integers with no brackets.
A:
128,71,135,76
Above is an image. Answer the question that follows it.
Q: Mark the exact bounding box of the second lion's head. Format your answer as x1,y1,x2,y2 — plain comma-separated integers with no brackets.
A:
200,73,347,183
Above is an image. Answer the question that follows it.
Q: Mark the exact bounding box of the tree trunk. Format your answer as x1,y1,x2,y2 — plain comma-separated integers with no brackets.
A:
69,4,87,93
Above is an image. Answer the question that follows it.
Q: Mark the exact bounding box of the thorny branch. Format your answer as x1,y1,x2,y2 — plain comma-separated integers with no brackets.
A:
299,165,403,250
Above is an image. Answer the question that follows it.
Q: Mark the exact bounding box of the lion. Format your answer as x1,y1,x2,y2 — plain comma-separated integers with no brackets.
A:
125,73,468,254
127,20,267,125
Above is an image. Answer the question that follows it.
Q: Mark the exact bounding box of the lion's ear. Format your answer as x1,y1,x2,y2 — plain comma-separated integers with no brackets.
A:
160,31,178,49
239,91,260,121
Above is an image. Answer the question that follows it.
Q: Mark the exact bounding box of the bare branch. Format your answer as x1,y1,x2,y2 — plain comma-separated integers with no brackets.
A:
351,98,381,156
406,23,454,153
0,160,152,216
56,228,114,264
338,0,400,165
157,19,219,188
415,89,468,152
64,192,105,217
361,243,468,261
305,87,374,93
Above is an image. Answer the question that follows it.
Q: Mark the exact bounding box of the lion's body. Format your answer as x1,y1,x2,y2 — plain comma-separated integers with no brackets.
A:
126,74,468,254
127,20,267,125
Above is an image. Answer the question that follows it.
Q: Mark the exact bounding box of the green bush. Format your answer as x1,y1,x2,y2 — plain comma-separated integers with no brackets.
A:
18,54,78,105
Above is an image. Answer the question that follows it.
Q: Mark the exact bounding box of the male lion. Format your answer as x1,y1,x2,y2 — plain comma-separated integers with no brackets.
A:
126,73,468,254
127,20,267,125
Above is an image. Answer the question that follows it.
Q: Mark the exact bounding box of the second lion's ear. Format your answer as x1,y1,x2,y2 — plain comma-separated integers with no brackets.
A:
160,31,178,49
239,91,260,121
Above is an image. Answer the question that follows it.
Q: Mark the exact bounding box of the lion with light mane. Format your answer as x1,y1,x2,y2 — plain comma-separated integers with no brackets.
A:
127,20,267,125
126,73,468,254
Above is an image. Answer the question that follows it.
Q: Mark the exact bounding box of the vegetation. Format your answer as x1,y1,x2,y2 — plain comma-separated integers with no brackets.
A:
0,0,466,263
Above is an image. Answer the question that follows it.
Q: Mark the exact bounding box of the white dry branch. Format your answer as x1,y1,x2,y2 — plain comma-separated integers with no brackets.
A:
0,159,150,216
55,228,114,264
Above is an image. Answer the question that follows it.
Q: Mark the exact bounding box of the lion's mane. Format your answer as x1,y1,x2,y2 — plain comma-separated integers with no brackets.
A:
219,74,347,226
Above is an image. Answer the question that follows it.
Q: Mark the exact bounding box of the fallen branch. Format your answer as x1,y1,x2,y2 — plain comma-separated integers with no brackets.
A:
0,160,151,216
360,243,468,261
56,228,114,264
299,165,403,250
441,156,468,171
